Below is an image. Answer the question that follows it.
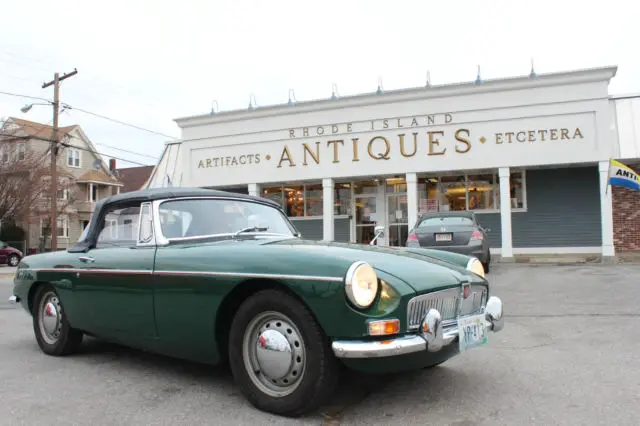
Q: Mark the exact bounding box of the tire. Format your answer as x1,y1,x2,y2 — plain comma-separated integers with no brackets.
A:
483,252,491,274
32,284,83,356
228,289,340,417
8,254,19,267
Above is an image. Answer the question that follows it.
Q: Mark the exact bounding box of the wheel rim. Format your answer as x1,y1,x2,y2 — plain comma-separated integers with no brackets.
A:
37,291,63,345
242,311,306,398
9,256,18,266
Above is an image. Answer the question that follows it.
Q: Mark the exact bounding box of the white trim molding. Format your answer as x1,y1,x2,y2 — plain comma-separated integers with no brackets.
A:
322,178,334,241
598,160,615,258
490,247,602,255
498,167,513,259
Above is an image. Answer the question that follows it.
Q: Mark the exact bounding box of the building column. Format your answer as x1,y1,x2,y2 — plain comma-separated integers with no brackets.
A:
406,173,418,230
323,178,334,241
598,161,615,260
248,183,261,197
498,167,514,260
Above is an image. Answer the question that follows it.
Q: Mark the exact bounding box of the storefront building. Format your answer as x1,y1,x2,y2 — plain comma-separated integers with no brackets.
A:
147,66,640,261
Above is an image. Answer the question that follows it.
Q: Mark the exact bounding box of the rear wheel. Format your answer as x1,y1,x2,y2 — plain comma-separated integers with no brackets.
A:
228,289,340,417
483,253,491,273
32,284,83,356
8,254,19,266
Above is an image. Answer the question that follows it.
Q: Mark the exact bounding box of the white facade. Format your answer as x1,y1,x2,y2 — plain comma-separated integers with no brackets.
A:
147,66,640,260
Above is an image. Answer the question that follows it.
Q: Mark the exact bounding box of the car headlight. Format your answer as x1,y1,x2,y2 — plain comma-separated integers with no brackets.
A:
466,257,485,278
345,261,379,309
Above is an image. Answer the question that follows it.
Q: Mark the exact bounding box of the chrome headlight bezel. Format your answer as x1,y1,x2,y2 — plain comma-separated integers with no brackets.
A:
345,261,379,310
466,256,486,278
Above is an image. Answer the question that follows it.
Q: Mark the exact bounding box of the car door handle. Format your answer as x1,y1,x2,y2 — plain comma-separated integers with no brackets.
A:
79,256,95,264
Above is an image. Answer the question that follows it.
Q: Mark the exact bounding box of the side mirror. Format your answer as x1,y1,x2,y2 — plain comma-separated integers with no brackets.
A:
295,232,302,238
369,225,385,246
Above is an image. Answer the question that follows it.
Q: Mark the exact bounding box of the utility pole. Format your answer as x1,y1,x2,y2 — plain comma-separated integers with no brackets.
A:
42,68,77,251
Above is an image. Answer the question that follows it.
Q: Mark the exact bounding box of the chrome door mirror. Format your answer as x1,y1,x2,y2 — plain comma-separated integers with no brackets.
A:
369,225,385,246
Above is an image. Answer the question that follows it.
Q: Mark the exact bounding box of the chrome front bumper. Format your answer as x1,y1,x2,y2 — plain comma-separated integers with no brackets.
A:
332,296,504,359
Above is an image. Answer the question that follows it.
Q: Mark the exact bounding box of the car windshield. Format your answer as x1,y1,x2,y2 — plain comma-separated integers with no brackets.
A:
158,198,297,239
417,216,474,227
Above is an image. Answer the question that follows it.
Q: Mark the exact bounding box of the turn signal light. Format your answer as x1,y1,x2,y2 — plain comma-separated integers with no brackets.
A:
470,231,483,240
368,319,400,336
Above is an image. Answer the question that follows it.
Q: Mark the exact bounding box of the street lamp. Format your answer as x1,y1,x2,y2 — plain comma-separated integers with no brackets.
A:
20,102,52,113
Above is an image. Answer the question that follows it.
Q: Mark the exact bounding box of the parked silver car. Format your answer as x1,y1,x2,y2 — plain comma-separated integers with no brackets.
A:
406,211,491,272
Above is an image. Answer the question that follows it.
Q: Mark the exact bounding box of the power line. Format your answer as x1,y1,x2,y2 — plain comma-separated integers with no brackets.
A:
62,104,178,140
93,142,160,160
0,90,51,103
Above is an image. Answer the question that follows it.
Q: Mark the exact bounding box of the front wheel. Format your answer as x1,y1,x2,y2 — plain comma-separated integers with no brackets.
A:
228,289,340,417
32,284,83,356
8,254,19,266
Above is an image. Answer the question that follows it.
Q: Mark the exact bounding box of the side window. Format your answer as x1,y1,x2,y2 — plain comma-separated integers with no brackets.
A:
96,205,142,248
138,202,154,244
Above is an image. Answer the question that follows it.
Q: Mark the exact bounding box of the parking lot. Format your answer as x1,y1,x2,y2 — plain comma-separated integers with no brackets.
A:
1,263,639,425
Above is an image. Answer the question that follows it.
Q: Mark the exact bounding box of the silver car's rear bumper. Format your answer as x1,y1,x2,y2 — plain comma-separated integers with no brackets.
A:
332,296,504,359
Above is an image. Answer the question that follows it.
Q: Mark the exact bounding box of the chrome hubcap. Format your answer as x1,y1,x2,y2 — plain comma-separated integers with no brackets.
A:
9,256,18,266
242,311,306,398
38,292,62,344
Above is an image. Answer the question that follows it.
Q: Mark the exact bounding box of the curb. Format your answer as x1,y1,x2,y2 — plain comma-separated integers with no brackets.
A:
0,274,14,279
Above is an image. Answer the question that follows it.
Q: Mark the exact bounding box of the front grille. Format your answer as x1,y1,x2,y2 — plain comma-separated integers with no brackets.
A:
406,284,488,330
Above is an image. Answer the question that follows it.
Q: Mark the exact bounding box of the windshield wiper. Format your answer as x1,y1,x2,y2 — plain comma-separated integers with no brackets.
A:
234,226,269,237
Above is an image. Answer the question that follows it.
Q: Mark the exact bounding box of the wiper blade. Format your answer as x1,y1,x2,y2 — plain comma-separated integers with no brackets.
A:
234,226,269,237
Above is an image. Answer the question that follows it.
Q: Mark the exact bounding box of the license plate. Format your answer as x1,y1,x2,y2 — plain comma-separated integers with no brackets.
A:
458,314,488,352
435,233,452,242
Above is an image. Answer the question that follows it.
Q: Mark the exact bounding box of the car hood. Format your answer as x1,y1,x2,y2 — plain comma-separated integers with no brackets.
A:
261,238,481,293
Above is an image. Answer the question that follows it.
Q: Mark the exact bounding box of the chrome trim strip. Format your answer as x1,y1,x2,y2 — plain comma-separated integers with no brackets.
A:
25,268,343,282
153,270,344,282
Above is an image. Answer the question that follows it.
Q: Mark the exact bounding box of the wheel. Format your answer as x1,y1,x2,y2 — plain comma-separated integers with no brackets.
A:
8,254,19,267
32,284,83,356
228,289,340,417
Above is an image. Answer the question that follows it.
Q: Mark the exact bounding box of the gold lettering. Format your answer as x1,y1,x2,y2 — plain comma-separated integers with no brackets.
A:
516,131,526,142
495,133,503,144
303,127,309,137
317,126,325,135
207,158,214,167
289,129,295,138
383,119,389,129
247,155,253,164
398,133,418,157
574,128,583,139
332,124,339,134
538,129,548,141
198,160,205,168
327,140,344,163
347,123,352,133
428,131,446,156
445,113,453,123
560,128,569,140
231,157,239,166
303,142,320,165
212,158,219,167
528,130,535,142
505,132,514,143
255,154,261,164
455,129,471,153
550,129,558,140
277,146,296,168
397,118,404,128
411,117,419,127
371,120,375,130
368,136,391,160
427,115,435,125
352,138,360,162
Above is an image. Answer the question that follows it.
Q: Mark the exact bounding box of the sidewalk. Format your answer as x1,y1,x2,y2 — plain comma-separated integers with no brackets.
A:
0,266,16,278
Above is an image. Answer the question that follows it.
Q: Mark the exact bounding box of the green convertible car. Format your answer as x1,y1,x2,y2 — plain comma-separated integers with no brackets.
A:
9,188,504,417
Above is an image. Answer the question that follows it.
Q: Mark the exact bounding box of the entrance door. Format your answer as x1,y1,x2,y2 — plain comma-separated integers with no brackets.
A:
354,195,377,244
386,193,408,247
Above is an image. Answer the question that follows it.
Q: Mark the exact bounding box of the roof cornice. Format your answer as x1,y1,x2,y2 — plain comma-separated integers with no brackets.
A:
174,65,618,128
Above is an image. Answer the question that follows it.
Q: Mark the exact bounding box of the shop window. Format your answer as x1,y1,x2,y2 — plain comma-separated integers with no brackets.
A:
304,184,323,216
385,177,407,193
334,182,352,215
284,186,304,217
467,173,497,210
438,175,467,211
262,186,284,208
417,177,439,214
353,180,378,195
497,171,526,210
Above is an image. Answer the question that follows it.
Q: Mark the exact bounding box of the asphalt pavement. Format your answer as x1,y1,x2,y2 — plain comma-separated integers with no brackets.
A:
1,263,639,425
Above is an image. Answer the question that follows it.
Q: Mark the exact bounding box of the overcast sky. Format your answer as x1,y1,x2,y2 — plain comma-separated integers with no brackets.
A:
1,0,638,169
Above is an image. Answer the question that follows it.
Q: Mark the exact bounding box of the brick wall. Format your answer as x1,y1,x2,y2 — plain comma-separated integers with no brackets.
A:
613,163,640,252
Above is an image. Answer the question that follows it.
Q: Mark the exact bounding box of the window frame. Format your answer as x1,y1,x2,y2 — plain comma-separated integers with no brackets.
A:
67,148,80,168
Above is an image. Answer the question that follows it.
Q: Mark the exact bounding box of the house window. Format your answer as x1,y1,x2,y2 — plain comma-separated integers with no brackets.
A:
88,184,98,202
1,147,8,163
40,217,69,238
57,186,68,200
67,149,80,167
17,143,25,161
